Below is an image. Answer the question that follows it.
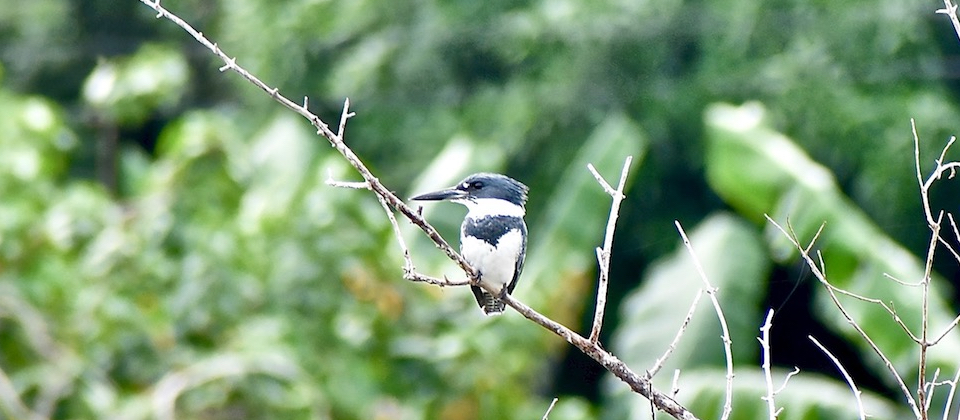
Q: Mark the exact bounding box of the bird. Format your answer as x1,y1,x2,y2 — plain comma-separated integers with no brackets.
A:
411,173,528,315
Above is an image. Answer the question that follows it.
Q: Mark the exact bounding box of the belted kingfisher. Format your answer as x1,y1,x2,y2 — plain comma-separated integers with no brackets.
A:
411,173,528,315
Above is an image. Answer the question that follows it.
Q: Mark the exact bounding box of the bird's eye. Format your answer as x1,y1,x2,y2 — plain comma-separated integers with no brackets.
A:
470,181,484,189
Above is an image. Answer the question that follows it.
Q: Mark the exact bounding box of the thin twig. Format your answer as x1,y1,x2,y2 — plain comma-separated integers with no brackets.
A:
926,369,942,413
789,219,922,342
674,221,734,420
588,156,633,343
337,97,355,139
914,119,960,264
949,213,960,245
913,120,960,348
541,397,559,420
809,336,866,420
918,214,942,415
776,368,801,395
821,282,921,343
882,272,924,287
646,289,704,379
756,310,799,420
759,309,781,419
325,171,371,190
766,216,921,418
931,312,960,346
937,0,960,48
671,369,682,397
939,367,960,420
912,118,960,418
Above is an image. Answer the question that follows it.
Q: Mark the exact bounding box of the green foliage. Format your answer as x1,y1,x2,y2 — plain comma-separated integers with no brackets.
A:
706,102,960,382
83,44,189,125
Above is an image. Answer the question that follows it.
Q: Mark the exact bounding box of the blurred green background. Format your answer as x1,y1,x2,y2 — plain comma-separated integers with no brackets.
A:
2,0,960,419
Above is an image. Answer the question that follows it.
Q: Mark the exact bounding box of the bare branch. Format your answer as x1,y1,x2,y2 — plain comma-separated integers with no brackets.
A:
882,272,923,287
337,97,355,140
757,309,799,420
935,0,960,49
780,219,921,342
759,309,780,420
541,397,559,420
502,294,698,420
914,119,960,263
674,221,734,420
949,213,960,245
917,214,943,413
587,163,618,196
931,313,960,346
766,215,921,418
141,3,700,418
925,369,942,413
809,336,867,420
588,156,633,343
325,174,466,287
776,368,801,395
646,289,704,379
138,0,475,279
325,174,371,190
939,367,960,420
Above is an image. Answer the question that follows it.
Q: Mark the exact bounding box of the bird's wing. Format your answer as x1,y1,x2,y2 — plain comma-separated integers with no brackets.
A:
506,222,527,295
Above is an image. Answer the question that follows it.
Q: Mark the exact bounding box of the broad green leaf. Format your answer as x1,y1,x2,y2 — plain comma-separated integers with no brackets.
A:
705,101,960,387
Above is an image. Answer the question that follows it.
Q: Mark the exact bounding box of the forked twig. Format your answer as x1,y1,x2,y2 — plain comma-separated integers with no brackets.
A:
674,221,734,420
588,156,633,343
913,119,960,264
765,216,921,418
502,294,697,419
911,118,960,414
759,309,798,419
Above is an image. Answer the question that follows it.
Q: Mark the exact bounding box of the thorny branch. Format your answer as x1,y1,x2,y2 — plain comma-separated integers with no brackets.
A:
139,1,699,418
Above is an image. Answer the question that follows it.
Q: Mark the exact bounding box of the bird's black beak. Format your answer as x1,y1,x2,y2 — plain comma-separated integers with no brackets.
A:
411,187,465,201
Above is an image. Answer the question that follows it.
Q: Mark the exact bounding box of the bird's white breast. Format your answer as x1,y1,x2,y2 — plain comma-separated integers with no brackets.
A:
458,198,525,218
460,228,524,293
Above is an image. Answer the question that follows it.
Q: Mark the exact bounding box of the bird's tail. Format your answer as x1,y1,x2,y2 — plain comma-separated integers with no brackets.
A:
471,286,506,316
